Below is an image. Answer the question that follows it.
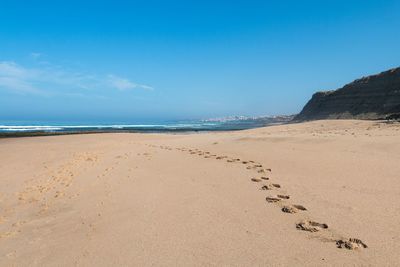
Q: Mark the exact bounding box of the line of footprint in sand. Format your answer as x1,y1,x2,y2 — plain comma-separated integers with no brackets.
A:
146,143,368,251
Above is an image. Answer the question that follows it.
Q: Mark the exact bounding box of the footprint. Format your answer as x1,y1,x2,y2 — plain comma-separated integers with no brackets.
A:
296,220,328,232
266,196,281,203
336,238,368,250
257,168,272,173
260,185,273,190
272,183,281,188
251,178,262,182
293,204,307,211
281,206,297,213
54,191,65,198
277,194,290,199
281,204,306,213
216,156,227,160
261,176,269,180
260,184,278,190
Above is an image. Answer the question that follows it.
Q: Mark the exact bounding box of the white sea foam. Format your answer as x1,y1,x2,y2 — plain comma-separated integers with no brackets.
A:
0,123,207,132
0,127,64,131
0,120,251,133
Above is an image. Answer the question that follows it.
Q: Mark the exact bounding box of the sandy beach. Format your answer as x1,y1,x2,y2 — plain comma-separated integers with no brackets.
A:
1,120,399,266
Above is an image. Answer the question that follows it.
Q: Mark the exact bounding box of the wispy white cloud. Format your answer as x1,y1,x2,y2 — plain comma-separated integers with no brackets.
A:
0,61,32,78
107,74,154,91
0,60,154,96
0,61,46,94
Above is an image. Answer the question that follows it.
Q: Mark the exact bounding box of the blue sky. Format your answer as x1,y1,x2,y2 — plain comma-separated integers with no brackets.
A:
1,0,399,122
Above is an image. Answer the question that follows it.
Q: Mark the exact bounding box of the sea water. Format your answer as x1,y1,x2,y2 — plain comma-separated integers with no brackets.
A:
0,116,292,134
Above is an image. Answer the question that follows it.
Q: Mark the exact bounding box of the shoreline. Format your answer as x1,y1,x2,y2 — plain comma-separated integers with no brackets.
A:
0,122,292,138
2,119,397,138
0,129,235,139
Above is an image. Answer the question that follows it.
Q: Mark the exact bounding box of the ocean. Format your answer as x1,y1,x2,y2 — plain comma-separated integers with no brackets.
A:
0,116,293,135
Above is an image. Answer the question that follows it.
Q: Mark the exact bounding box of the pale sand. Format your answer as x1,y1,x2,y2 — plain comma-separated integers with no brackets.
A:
1,120,399,266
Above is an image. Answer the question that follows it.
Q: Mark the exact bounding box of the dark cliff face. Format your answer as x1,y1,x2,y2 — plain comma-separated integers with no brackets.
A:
295,67,400,121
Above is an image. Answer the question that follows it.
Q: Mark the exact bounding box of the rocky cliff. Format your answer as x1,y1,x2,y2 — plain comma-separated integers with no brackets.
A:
295,67,400,121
